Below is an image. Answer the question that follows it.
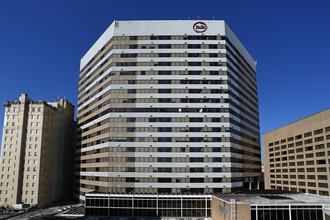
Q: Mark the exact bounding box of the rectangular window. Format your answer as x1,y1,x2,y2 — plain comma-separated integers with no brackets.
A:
314,128,323,135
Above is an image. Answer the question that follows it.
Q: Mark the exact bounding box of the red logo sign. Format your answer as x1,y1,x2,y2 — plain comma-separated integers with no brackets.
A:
193,22,207,33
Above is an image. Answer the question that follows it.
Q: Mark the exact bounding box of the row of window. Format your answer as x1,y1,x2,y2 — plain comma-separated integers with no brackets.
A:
270,167,329,173
270,142,329,152
78,146,256,157
0,182,10,187
25,175,37,180
24,167,38,172
4,129,15,134
82,126,231,140
6,107,42,112
115,61,226,66
24,190,36,195
28,137,39,142
2,144,14,149
1,159,13,164
25,182,36,187
80,117,230,133
2,152,13,157
269,150,330,163
118,52,226,58
270,181,328,188
120,35,225,41
270,159,329,167
4,122,15,127
116,43,226,50
270,174,328,180
81,156,242,163
80,177,241,183
6,115,17,119
79,86,229,108
79,167,259,173
268,127,330,146
107,79,227,85
77,187,231,196
103,98,228,104
0,174,11,180
3,154,39,161
3,144,40,150
269,143,328,156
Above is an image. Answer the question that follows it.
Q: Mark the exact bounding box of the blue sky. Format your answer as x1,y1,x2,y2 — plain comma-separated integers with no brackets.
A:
0,0,329,161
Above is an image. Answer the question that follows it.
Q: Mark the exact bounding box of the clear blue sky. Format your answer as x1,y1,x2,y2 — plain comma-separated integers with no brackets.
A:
0,0,329,161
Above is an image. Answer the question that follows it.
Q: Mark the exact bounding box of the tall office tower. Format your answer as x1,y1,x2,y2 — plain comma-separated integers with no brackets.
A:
0,93,75,207
76,20,261,202
264,108,330,196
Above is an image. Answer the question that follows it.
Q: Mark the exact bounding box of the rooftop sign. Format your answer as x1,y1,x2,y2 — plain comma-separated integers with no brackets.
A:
193,22,207,33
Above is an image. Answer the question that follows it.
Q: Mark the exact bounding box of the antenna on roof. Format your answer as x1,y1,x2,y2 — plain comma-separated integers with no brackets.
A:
213,15,215,20
198,16,200,20
188,17,190,20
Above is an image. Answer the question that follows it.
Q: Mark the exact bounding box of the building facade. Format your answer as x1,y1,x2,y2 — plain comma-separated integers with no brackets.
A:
85,191,330,219
76,20,261,201
0,93,75,207
263,108,330,196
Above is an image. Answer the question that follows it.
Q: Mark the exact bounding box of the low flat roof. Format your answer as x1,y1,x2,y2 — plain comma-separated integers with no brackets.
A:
214,190,330,205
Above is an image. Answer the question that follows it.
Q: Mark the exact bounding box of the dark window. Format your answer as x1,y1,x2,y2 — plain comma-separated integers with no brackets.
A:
158,53,171,57
158,44,171,49
188,44,201,49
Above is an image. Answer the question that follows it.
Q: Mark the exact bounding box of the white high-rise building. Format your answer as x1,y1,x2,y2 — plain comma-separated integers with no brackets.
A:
75,20,261,202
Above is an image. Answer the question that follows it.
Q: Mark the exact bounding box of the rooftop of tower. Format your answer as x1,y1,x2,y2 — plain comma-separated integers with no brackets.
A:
80,20,256,72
